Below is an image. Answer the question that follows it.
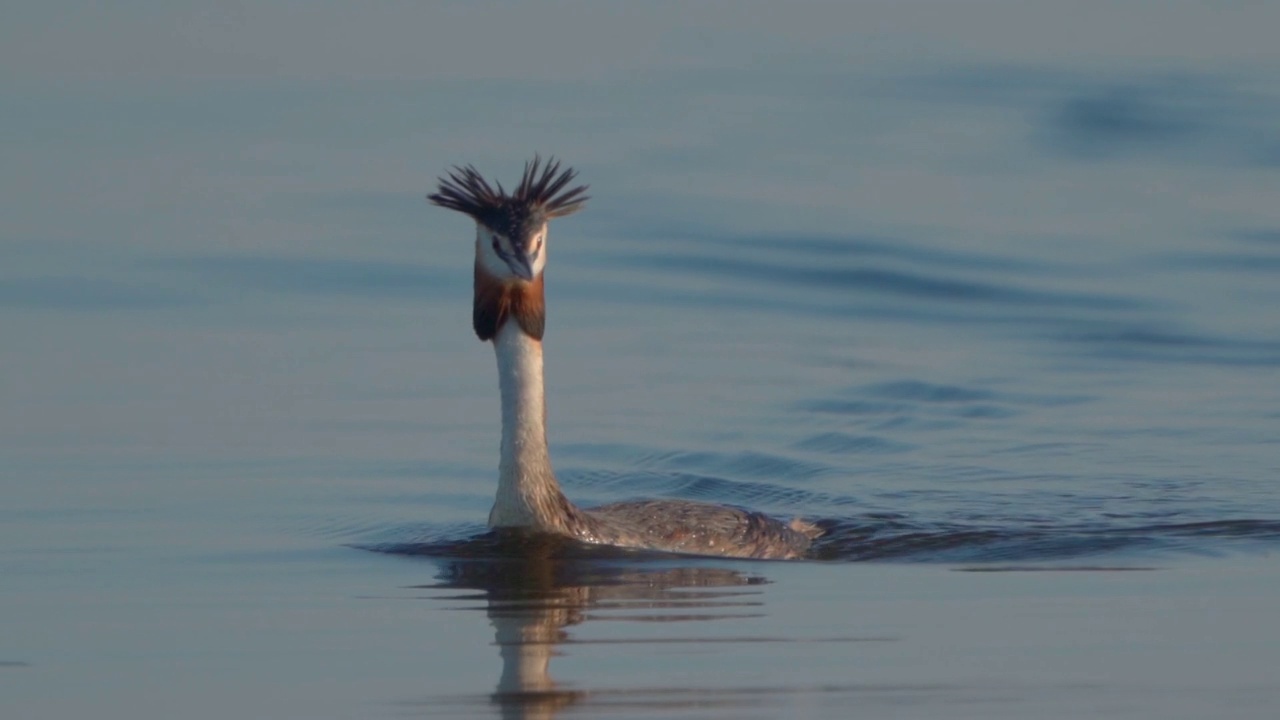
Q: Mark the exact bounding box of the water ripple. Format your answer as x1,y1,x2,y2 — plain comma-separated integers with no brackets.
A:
155,255,459,300
634,253,1134,309
1057,322,1280,367
630,450,836,482
810,518,1280,562
792,433,917,455
0,276,191,310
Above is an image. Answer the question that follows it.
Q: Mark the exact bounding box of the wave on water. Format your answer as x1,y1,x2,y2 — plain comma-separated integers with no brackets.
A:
805,517,1280,562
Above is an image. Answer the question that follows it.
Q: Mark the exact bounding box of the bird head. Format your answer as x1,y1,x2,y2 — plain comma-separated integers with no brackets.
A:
428,156,589,283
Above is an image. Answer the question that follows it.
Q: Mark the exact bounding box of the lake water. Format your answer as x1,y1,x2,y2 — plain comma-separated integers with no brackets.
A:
3,3,1280,718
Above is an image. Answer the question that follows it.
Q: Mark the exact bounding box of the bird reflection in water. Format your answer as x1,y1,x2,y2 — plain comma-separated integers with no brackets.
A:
403,531,769,719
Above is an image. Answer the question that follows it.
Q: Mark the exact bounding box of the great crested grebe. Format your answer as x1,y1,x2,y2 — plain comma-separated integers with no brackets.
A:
428,157,819,559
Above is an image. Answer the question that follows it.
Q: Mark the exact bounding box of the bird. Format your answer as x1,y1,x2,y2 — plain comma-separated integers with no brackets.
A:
427,156,820,559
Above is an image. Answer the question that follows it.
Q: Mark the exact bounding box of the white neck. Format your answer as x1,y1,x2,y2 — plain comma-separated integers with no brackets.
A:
489,320,567,529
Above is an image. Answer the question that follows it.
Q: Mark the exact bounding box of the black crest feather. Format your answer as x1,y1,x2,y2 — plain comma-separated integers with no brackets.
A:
428,155,589,224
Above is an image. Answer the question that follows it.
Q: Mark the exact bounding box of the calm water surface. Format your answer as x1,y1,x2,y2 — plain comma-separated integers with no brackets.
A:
4,3,1280,718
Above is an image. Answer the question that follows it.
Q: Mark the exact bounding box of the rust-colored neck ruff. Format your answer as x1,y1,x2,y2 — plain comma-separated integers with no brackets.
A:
473,263,546,341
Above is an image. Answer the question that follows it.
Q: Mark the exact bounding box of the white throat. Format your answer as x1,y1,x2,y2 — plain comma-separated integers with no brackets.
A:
489,320,561,528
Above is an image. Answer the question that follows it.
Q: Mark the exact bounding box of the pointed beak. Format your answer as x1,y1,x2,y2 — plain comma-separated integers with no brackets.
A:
491,236,536,281
508,233,542,281
509,251,535,281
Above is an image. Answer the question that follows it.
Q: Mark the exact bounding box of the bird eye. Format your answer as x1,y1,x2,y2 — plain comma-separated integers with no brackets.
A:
491,238,501,252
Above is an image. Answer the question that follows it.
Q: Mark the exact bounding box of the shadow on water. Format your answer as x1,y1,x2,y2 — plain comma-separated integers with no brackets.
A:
384,533,891,718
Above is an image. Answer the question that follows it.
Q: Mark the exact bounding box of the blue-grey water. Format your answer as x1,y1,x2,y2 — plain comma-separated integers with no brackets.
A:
4,3,1280,718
